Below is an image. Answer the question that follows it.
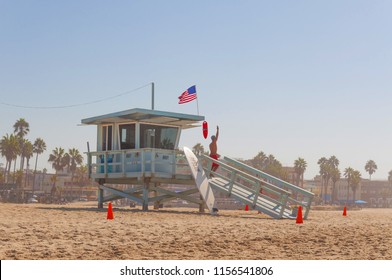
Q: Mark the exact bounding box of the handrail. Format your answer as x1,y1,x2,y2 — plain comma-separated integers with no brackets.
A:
201,154,291,196
224,156,314,197
86,148,191,179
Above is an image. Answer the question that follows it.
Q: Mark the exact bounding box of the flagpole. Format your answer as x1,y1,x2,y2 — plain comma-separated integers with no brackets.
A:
196,96,199,115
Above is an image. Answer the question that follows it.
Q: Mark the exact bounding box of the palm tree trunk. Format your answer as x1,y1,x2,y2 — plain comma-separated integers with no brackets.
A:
33,153,39,194
346,184,349,204
4,161,9,182
7,160,12,182
19,155,24,171
332,183,336,203
24,163,28,188
41,173,45,189
13,160,17,184
320,178,323,203
324,180,328,203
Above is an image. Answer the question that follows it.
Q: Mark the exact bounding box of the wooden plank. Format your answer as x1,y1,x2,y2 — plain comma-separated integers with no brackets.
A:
224,156,314,197
148,187,202,204
209,176,294,219
99,184,143,204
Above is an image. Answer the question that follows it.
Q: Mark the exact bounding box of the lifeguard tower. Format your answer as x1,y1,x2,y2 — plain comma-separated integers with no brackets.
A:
82,107,314,219
81,107,207,211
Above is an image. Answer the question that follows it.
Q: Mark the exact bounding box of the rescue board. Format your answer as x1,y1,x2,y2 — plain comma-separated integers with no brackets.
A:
183,147,218,214
202,121,208,139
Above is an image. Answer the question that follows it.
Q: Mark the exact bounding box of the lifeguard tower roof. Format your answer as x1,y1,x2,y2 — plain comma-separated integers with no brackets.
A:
81,107,204,128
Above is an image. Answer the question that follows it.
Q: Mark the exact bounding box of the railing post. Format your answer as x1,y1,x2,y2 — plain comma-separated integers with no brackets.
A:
141,150,145,175
304,196,313,219
172,151,176,176
279,194,289,218
98,184,104,209
104,151,108,177
227,171,237,196
122,151,126,176
151,148,155,174
87,152,92,178
252,181,261,209
205,157,212,178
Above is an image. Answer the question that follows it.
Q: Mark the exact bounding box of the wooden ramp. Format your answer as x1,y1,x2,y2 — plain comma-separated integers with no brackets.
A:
209,176,293,219
202,155,315,219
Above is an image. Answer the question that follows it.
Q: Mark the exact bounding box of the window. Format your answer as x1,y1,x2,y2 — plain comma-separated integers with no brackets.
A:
140,124,178,150
101,125,112,151
119,124,136,149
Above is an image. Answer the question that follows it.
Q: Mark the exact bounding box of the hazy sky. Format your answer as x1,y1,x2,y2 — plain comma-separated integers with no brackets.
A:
1,0,391,180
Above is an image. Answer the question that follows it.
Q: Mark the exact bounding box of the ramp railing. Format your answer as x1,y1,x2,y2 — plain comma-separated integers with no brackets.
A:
202,155,314,219
222,156,314,219
202,155,295,219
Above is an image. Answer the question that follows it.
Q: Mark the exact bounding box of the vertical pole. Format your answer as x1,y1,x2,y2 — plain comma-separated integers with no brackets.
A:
143,179,150,211
87,142,92,178
98,187,104,209
151,82,155,110
196,96,199,115
153,183,160,209
143,186,149,211
199,194,205,213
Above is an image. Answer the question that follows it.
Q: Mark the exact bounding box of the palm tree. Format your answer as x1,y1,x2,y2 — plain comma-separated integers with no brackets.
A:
251,151,268,170
317,157,328,202
326,156,340,203
323,165,334,203
75,165,89,199
0,134,19,182
263,156,286,180
21,140,33,188
13,118,30,171
365,160,377,180
32,138,47,192
294,157,307,187
328,156,340,168
41,168,47,190
344,167,354,204
351,170,361,202
75,165,89,186
14,170,24,189
48,147,67,174
330,167,341,203
62,152,70,174
13,118,30,139
318,156,340,203
192,143,205,156
244,150,285,179
67,148,83,184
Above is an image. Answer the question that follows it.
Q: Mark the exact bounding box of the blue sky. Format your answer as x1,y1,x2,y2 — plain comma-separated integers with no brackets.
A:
1,0,391,179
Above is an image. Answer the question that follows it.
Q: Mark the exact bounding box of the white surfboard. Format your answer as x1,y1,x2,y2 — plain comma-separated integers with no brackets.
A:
183,147,218,214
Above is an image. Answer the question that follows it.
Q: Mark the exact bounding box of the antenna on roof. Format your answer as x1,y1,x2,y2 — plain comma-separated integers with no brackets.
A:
151,82,155,110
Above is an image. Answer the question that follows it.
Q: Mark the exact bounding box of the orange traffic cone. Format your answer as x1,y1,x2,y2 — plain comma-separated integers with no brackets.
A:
343,206,347,216
296,206,303,224
107,202,114,220
245,204,249,211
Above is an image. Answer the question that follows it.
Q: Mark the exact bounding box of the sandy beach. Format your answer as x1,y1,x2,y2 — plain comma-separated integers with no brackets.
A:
1,202,392,260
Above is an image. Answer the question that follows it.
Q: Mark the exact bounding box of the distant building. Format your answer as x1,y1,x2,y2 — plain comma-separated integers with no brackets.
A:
0,168,97,203
282,166,297,185
304,176,392,207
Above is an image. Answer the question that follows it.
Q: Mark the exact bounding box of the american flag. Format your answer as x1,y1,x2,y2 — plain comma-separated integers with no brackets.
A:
178,85,197,104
